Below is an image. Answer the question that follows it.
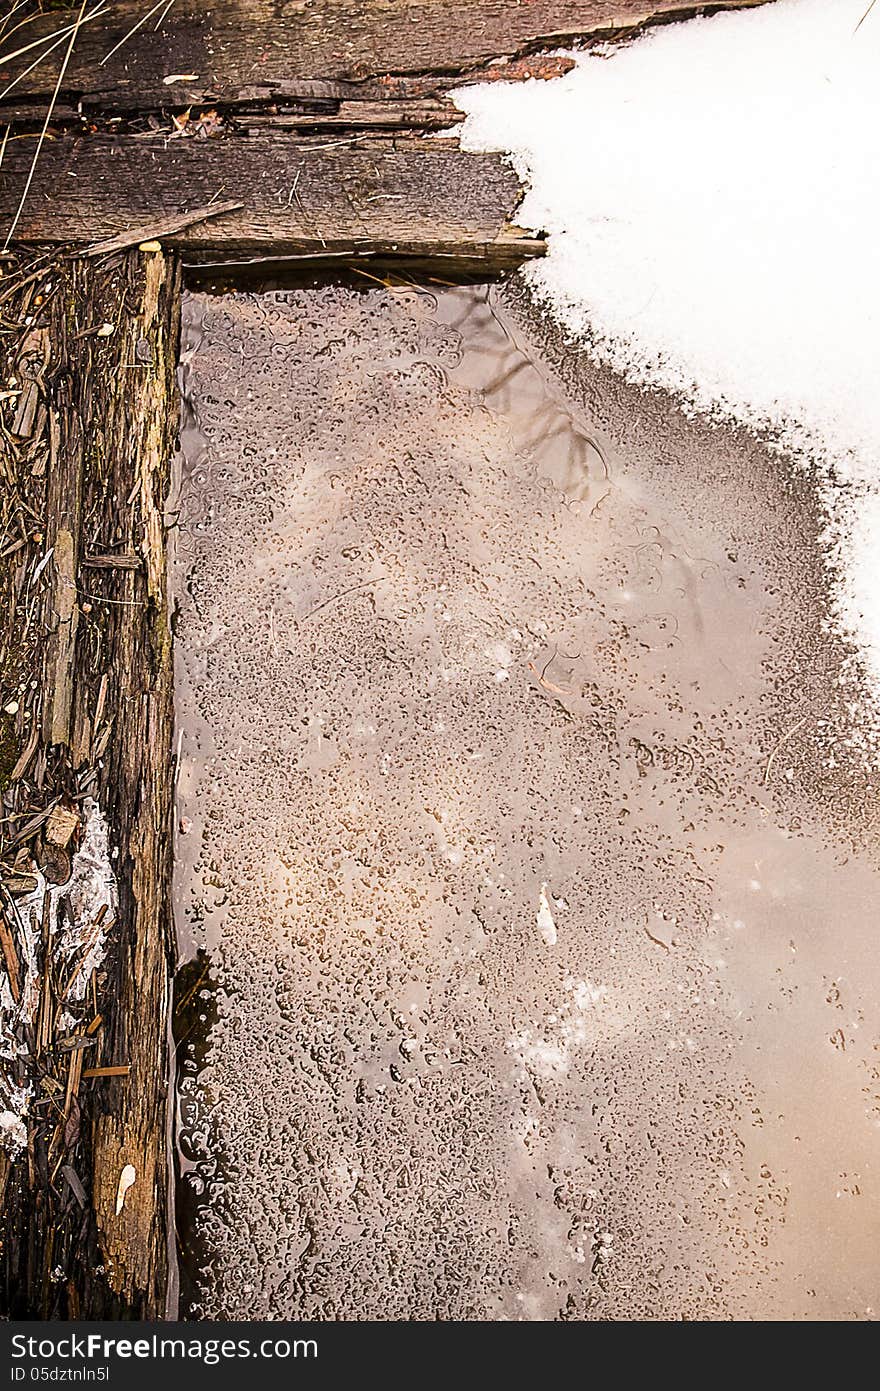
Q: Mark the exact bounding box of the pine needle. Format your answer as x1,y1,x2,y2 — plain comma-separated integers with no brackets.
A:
3,0,89,251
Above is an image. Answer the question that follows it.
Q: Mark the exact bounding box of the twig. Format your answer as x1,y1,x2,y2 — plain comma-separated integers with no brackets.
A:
0,1,28,46
3,0,90,251
154,0,176,29
81,199,244,256
0,6,109,105
301,576,385,621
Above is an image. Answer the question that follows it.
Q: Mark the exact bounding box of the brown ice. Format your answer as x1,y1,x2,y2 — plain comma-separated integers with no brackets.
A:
172,281,880,1321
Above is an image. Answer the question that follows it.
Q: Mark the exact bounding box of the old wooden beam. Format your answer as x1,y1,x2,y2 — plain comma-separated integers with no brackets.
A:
0,1,773,114
0,247,179,1319
0,134,542,272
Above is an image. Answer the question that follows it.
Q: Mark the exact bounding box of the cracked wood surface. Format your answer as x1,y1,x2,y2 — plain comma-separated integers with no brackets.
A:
0,135,541,272
0,0,772,269
0,1,771,111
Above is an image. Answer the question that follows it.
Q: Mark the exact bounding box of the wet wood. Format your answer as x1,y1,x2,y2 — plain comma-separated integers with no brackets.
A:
0,248,179,1318
0,135,542,273
0,1,771,113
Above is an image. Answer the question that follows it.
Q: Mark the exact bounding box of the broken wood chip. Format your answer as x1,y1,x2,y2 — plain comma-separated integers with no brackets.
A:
3,870,38,896
62,1093,80,1151
38,841,71,886
82,552,142,570
115,1163,136,1216
56,1034,96,1053
61,1163,87,1208
8,725,39,784
44,804,80,851
0,909,21,1002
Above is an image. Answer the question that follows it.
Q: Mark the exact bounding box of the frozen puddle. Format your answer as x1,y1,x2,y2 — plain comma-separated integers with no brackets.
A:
173,282,880,1320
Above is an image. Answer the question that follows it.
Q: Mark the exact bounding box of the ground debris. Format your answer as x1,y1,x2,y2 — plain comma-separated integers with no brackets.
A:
0,245,176,1318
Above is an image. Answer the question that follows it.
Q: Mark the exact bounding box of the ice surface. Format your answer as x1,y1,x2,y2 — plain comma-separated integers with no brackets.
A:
173,283,880,1319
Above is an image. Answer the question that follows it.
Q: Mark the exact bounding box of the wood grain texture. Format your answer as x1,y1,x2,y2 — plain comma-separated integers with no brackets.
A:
0,2,771,112
0,133,543,271
0,249,179,1318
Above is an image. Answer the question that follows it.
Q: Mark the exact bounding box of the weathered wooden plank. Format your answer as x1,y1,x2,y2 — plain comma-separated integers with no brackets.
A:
0,133,542,270
0,1,773,114
0,247,179,1318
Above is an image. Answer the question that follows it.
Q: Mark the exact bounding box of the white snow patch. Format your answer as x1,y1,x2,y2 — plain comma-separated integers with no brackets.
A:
0,1082,31,1158
509,1031,570,1077
55,798,118,1001
509,977,615,1079
0,799,117,1159
454,0,880,719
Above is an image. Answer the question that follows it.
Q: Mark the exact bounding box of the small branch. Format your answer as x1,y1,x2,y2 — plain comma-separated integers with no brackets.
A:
81,200,244,256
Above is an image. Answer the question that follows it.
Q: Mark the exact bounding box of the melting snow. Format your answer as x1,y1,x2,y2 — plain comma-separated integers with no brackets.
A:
454,0,880,719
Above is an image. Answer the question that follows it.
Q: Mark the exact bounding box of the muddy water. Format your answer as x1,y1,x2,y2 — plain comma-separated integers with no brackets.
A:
172,282,880,1321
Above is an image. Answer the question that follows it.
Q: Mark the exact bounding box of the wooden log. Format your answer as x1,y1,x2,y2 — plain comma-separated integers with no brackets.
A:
0,133,542,273
0,247,179,1319
0,1,773,113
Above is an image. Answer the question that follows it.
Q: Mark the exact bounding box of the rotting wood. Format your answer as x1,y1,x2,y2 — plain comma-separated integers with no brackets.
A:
0,2,775,273
0,247,179,1319
0,1,773,114
0,135,542,274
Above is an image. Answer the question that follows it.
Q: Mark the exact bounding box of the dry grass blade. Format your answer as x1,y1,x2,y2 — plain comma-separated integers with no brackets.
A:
0,2,31,46
0,4,105,68
855,0,877,32
100,0,177,65
0,3,44,54
3,0,90,250
0,3,108,104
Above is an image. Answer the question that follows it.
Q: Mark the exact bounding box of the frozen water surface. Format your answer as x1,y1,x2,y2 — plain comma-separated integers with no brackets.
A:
453,0,880,724
173,282,880,1320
